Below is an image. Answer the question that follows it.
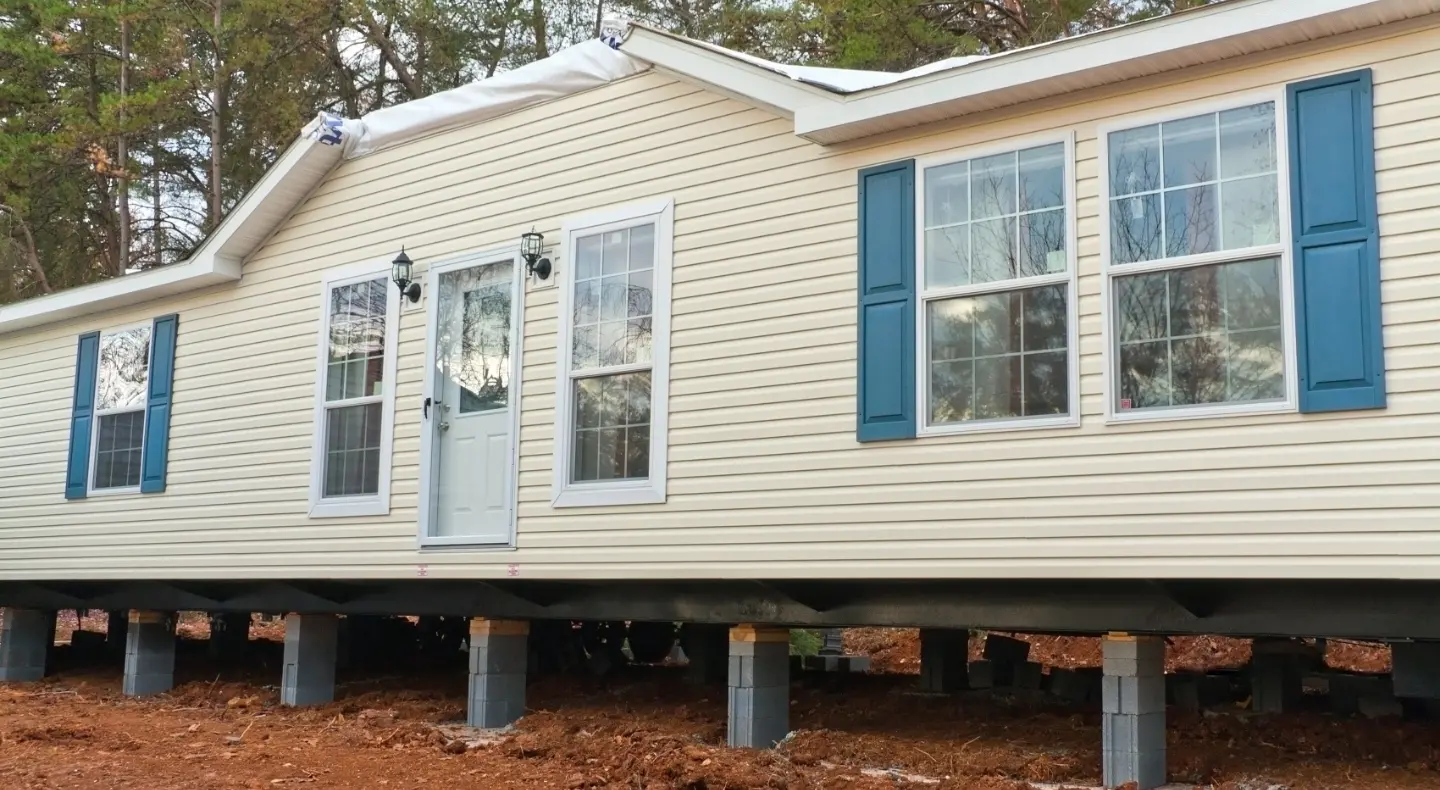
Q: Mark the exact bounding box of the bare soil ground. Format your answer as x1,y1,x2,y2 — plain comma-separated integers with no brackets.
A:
1,618,1431,790
842,628,1392,676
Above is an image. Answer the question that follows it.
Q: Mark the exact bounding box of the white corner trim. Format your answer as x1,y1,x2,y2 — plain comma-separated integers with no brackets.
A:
793,0,1433,142
308,260,401,519
551,197,674,509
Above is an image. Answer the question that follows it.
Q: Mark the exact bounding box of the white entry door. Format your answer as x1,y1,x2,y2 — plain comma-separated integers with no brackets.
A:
425,257,519,544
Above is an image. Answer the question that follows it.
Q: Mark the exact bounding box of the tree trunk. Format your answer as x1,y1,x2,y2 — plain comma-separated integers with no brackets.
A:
0,205,54,295
532,0,547,59
593,0,605,38
209,0,225,231
153,144,164,268
357,5,422,99
118,6,131,273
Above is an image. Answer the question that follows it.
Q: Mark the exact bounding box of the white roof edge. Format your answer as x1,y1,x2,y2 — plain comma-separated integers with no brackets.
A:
619,26,844,117
0,131,341,336
795,0,1439,142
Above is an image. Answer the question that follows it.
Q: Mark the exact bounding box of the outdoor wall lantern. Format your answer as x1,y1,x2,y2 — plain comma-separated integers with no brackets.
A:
391,247,422,303
520,228,552,280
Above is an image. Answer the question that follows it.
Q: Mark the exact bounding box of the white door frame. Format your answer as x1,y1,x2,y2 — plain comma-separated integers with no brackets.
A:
417,245,525,549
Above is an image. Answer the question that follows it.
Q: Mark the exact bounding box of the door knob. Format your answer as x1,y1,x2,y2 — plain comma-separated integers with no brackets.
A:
440,421,451,432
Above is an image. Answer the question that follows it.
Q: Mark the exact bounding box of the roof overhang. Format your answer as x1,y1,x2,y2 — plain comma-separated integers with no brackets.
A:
795,0,1440,143
619,24,846,118
0,121,344,336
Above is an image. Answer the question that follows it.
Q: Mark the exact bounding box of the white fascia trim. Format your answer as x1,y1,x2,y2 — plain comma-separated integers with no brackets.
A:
794,0,1426,142
0,132,340,336
619,27,841,118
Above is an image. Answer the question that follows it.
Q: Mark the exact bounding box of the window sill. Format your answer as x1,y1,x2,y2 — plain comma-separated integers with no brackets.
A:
85,486,143,498
1106,399,1294,425
552,483,666,509
920,413,1079,437
309,497,389,518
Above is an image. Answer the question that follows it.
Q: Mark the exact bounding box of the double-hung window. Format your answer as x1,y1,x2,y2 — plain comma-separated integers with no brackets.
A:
1103,96,1294,419
553,199,673,507
91,325,151,491
917,138,1077,433
309,265,400,517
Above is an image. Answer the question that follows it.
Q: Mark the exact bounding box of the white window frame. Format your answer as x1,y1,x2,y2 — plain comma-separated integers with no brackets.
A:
309,260,401,518
88,322,153,496
552,197,674,508
913,132,1081,436
1098,88,1298,425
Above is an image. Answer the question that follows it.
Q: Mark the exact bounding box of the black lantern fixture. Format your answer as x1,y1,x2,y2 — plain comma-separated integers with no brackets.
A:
520,228,551,280
391,247,421,303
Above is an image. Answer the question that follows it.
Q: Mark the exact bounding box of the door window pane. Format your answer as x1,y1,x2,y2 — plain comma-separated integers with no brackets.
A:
436,263,512,415
1114,258,1284,412
926,283,1069,425
573,372,651,482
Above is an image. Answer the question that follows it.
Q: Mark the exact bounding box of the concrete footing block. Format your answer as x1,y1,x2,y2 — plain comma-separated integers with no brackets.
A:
1101,635,1166,790
281,614,338,707
684,623,729,685
968,659,995,689
727,625,789,748
123,611,175,697
1393,642,1440,700
1250,654,1302,713
1013,660,1044,690
468,618,528,728
105,610,128,658
0,608,54,682
1049,667,1094,704
209,613,251,663
983,634,1031,664
919,628,968,693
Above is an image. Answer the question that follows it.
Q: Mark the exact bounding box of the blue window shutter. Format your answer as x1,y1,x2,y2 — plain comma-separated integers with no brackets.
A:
1287,68,1386,413
65,332,101,500
857,159,917,442
140,314,179,493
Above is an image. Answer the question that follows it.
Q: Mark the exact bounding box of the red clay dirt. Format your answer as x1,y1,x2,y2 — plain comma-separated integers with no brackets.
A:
0,619,1426,790
843,628,1392,675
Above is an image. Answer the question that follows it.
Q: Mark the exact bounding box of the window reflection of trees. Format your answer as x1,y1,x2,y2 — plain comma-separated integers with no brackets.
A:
1108,103,1284,411
97,327,150,410
928,284,1068,424
1116,259,1284,409
327,278,387,401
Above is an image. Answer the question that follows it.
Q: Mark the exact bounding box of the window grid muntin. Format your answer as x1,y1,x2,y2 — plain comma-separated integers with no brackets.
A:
1113,258,1285,411
923,142,1068,290
1108,102,1280,265
90,325,152,492
321,275,389,500
920,139,1073,431
566,218,659,487
1102,94,1295,419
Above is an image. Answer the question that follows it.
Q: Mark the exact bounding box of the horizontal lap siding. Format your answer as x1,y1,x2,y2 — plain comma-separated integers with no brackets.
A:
0,21,1438,581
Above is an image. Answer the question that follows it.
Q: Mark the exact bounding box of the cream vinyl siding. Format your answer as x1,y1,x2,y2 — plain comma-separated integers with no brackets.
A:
1,18,1439,580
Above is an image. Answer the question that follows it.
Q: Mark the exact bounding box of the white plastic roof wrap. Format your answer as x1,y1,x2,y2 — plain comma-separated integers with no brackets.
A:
312,39,650,159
